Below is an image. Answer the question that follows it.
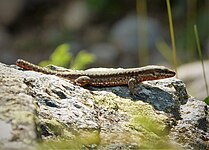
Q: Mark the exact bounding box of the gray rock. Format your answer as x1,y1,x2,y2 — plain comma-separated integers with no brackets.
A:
111,15,162,53
89,43,119,67
170,97,209,149
0,63,37,150
111,14,164,66
178,60,209,100
0,61,208,149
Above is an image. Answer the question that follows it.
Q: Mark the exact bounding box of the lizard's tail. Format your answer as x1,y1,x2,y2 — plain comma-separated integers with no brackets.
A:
16,59,57,75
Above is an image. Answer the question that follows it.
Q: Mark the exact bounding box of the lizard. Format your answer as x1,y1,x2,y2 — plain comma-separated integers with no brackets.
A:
16,59,176,93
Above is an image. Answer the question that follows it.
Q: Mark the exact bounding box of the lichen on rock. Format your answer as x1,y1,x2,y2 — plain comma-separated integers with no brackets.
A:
0,62,208,150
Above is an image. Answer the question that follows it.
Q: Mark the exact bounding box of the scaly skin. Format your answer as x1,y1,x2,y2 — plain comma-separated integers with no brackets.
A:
16,59,175,87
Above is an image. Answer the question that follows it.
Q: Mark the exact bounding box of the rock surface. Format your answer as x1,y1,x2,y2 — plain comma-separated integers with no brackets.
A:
178,60,209,100
0,62,208,149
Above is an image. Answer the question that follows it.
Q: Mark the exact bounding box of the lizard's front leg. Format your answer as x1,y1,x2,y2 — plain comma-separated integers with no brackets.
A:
128,78,138,94
74,76,91,86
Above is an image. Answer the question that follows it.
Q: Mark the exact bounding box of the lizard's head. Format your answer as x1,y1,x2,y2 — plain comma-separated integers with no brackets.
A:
137,65,176,81
147,65,176,79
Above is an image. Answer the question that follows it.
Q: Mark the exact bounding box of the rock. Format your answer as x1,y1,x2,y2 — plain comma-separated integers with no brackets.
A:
110,14,164,66
170,98,209,149
89,42,119,67
178,60,209,100
0,61,208,149
0,63,37,150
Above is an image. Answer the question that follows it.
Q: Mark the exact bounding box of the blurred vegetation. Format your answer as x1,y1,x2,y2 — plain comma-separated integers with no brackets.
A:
166,0,178,74
39,43,95,70
136,0,149,65
194,25,209,102
39,44,71,68
37,136,180,150
204,96,209,105
37,128,100,149
86,0,209,63
156,39,177,65
0,0,206,67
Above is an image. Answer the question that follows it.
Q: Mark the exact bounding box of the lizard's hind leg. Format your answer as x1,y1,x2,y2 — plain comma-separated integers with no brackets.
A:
74,76,91,86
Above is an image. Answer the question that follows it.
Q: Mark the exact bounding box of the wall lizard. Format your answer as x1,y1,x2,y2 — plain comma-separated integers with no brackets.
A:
16,59,175,93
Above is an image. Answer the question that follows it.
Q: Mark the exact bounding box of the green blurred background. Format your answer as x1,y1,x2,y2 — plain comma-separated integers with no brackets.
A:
0,0,208,99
